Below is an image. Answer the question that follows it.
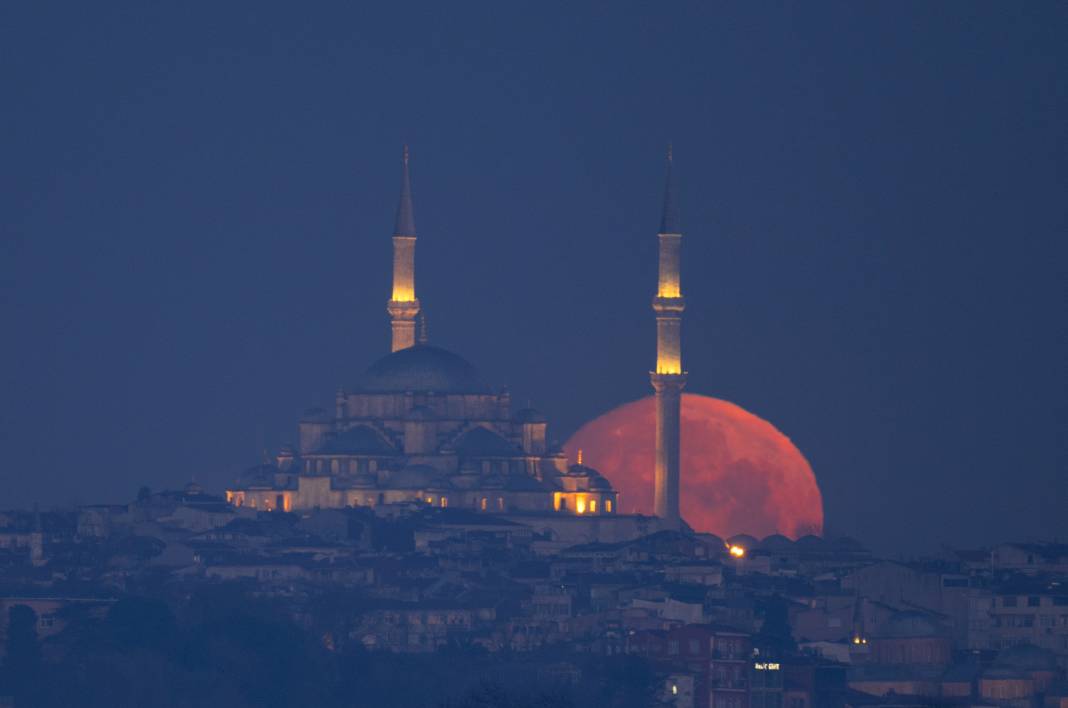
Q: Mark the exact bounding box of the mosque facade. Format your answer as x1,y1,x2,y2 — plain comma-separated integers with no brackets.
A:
226,148,619,517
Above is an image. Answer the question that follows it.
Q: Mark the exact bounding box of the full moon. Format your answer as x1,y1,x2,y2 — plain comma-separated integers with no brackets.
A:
564,393,823,539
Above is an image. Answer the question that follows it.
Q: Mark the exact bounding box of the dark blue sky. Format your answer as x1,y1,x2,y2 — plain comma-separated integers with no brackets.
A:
2,2,1065,551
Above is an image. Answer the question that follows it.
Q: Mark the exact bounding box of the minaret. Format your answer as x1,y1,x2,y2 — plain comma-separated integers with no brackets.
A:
651,146,686,527
387,145,420,352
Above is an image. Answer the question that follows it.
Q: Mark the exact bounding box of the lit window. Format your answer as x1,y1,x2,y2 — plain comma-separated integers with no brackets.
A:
480,498,487,511
497,497,504,510
426,497,433,505
590,499,597,513
605,500,612,513
576,498,586,514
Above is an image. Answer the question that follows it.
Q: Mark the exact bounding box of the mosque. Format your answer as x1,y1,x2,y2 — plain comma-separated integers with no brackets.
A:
226,147,687,534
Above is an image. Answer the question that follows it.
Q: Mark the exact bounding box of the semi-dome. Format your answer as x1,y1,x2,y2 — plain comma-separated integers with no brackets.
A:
357,345,489,393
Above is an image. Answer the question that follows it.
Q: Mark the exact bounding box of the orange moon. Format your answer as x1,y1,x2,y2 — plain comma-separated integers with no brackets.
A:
564,393,823,539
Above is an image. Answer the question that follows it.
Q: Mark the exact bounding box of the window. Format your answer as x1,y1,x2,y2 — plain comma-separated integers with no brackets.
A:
605,500,612,513
497,497,504,510
1002,596,1018,607
590,499,597,513
480,498,487,511
668,640,679,655
440,497,448,508
688,639,700,654
1027,596,1040,607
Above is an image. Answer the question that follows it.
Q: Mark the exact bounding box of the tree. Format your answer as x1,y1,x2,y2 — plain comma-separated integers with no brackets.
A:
2,604,42,701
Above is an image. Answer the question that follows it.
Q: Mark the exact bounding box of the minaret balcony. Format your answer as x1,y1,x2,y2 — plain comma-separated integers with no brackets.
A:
650,371,688,389
652,296,685,314
387,299,421,318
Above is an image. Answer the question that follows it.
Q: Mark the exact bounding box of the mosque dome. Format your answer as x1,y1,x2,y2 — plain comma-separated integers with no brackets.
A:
357,345,489,393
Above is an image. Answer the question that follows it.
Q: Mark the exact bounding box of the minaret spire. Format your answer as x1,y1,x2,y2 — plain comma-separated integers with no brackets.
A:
387,145,421,352
650,146,686,528
659,144,680,235
394,145,417,237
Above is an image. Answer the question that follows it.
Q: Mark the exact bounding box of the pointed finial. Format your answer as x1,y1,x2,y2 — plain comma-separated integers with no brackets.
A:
659,144,680,234
394,145,416,236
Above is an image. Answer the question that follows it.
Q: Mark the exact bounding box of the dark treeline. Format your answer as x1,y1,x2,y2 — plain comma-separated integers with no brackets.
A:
0,585,660,708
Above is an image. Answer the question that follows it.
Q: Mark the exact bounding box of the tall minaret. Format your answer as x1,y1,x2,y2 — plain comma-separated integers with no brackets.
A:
387,145,420,352
651,146,686,527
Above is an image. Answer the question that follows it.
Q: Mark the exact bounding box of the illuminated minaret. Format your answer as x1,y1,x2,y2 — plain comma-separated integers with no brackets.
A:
387,145,420,352
651,146,686,527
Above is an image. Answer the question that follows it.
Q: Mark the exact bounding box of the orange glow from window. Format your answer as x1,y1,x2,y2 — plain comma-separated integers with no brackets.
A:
590,499,597,513
656,360,682,375
729,545,746,558
605,500,612,513
391,287,416,302
658,279,680,299
576,498,586,514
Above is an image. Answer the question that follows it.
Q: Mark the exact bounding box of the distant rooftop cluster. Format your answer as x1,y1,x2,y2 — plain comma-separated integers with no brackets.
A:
1,487,1067,707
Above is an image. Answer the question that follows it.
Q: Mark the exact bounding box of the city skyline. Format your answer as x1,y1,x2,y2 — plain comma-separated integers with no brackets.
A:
2,3,1065,555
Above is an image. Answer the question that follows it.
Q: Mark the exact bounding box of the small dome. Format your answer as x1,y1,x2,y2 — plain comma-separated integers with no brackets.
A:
405,405,435,421
760,534,794,550
727,534,759,549
795,534,828,551
357,345,489,393
588,475,613,491
514,407,548,424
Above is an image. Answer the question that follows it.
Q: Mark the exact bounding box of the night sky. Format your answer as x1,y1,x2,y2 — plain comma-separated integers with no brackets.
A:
2,2,1065,552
